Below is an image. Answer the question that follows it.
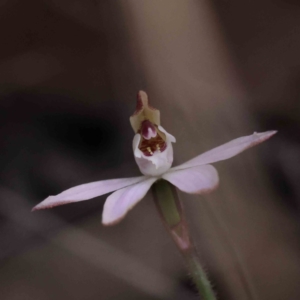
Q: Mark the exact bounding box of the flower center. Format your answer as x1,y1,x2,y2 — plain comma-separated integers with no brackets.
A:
138,120,167,156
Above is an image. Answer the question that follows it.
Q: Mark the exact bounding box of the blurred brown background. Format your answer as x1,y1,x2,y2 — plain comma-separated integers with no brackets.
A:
1,1,300,299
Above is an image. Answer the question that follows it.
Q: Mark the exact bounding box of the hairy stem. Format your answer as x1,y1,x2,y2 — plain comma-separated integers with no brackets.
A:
152,179,217,300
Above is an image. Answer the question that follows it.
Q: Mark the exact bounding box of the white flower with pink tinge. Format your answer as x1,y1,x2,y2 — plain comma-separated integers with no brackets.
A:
33,91,276,225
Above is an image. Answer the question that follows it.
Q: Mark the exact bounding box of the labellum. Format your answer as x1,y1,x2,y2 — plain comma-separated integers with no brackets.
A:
131,91,176,176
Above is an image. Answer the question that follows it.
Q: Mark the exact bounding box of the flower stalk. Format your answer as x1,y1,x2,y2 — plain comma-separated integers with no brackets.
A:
152,179,217,300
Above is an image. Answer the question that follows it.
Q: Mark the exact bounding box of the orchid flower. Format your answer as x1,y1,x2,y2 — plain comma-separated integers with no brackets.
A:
33,91,276,225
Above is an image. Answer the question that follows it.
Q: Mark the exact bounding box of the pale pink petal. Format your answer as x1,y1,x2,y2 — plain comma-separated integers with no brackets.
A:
32,176,146,211
173,131,277,171
162,165,219,194
102,177,158,225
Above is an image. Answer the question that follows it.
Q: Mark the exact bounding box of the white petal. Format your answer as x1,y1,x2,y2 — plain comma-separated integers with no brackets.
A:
133,134,143,158
157,126,176,143
162,165,219,194
102,177,158,225
173,131,277,170
133,126,176,176
32,176,146,211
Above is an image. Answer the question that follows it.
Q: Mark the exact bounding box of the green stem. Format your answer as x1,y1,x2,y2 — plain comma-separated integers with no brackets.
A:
184,253,216,300
152,179,217,300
